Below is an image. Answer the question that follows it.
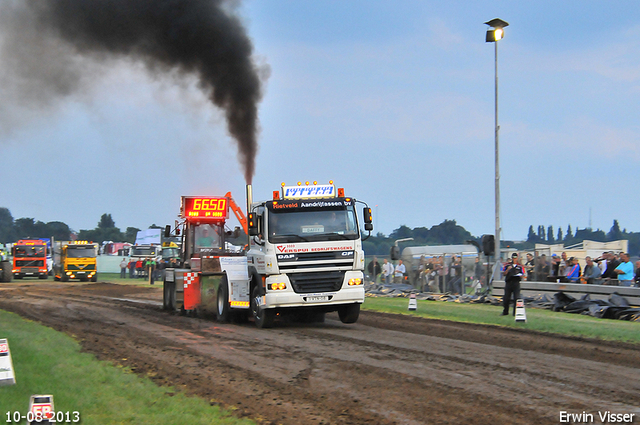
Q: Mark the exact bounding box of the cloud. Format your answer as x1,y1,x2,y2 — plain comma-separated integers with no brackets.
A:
505,117,640,160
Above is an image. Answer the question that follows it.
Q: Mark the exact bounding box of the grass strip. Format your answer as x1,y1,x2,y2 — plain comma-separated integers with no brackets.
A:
362,296,640,344
0,309,253,425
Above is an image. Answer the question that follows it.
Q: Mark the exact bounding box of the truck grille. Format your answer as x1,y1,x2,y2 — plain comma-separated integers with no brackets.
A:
296,252,344,261
68,264,95,271
277,251,354,272
289,271,345,294
20,268,39,274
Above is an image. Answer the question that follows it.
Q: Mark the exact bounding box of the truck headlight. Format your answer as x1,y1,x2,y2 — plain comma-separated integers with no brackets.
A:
348,278,362,286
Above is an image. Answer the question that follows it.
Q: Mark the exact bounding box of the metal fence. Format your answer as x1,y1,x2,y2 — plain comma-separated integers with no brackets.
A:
365,254,489,295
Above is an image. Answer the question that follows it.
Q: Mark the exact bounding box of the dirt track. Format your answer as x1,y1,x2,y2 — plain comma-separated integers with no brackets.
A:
1,281,639,424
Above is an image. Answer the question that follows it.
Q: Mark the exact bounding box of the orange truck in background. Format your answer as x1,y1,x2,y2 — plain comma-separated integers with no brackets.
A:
12,239,48,279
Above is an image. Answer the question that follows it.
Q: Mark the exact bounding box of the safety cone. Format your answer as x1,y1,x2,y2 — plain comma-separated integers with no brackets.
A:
515,299,527,322
408,293,417,311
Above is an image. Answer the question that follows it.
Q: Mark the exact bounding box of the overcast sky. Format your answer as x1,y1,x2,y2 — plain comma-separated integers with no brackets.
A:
1,0,639,241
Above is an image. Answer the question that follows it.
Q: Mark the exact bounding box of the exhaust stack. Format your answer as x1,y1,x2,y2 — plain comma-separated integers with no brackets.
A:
246,184,253,246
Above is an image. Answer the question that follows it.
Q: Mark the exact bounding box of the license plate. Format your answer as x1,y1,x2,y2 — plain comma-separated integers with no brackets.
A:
305,296,328,302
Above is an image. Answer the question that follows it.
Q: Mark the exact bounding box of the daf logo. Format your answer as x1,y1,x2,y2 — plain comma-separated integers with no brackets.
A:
278,254,296,260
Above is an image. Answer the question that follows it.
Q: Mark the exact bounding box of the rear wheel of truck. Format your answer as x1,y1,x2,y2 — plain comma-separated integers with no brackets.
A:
338,303,360,324
216,275,231,323
1,262,12,282
163,280,176,311
251,285,274,328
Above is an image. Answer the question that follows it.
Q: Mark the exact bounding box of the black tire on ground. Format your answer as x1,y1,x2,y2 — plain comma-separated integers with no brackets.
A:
91,274,97,282
61,274,69,282
216,275,231,323
80,276,88,282
251,285,274,329
163,280,176,311
0,262,12,282
338,303,360,324
15,275,22,280
39,274,47,280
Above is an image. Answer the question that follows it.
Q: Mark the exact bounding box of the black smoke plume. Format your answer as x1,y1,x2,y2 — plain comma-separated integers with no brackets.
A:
0,0,265,183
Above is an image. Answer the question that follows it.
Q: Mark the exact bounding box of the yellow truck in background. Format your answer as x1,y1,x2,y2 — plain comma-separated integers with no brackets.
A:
52,240,98,282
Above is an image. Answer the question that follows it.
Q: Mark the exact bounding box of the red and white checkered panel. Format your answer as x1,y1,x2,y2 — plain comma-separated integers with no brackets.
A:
184,272,197,289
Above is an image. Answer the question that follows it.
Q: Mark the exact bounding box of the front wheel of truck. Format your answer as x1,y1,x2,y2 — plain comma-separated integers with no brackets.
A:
251,285,274,329
338,303,360,324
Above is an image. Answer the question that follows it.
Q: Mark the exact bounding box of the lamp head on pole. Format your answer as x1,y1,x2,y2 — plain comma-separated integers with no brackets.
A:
485,18,509,43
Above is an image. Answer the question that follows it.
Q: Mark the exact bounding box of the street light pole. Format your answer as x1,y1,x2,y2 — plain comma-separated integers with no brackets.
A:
494,34,500,266
485,18,508,265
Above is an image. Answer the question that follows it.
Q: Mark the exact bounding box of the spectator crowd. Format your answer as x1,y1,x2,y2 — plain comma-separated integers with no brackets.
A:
366,250,640,295
522,251,638,287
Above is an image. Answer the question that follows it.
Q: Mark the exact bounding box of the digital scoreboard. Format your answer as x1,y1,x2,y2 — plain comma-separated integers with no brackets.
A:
182,197,228,220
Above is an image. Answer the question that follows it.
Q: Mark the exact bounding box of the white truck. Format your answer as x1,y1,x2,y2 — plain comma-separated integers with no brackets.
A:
246,181,373,328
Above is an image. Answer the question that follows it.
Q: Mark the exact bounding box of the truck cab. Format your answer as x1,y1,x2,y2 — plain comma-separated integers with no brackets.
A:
12,240,48,279
246,181,373,327
52,241,98,282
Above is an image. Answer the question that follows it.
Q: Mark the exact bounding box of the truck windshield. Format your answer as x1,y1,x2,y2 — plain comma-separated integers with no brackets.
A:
162,247,180,260
131,247,159,257
192,223,223,253
268,206,359,243
14,246,45,257
67,247,96,258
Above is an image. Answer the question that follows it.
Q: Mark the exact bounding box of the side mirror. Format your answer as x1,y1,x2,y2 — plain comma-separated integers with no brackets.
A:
363,207,373,231
390,245,400,261
164,225,171,238
248,213,259,236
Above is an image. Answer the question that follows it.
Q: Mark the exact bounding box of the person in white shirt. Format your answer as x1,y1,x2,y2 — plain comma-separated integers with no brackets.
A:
119,258,128,279
394,259,406,283
382,258,394,285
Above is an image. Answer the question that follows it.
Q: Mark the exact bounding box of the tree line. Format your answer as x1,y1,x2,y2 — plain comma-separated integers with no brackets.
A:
364,219,640,257
2,206,639,255
0,207,141,244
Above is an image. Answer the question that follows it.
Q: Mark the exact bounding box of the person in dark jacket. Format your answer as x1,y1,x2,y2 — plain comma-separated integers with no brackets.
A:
367,257,382,283
501,253,525,316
